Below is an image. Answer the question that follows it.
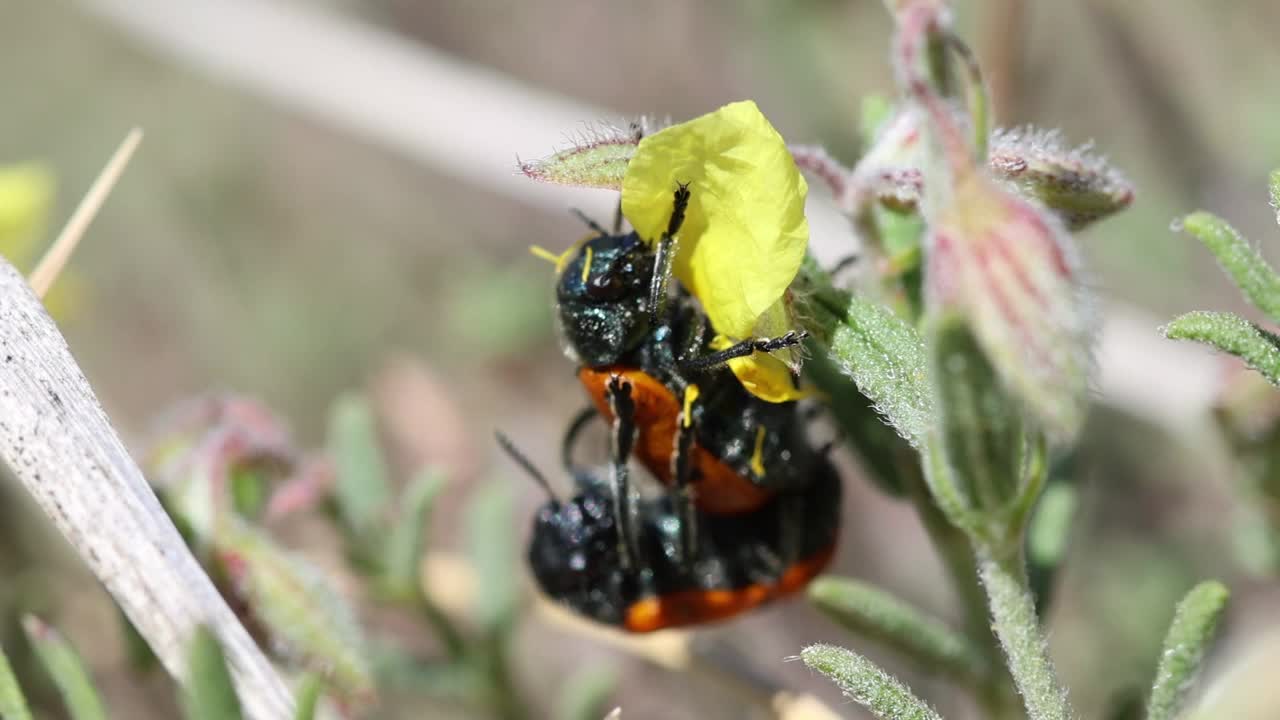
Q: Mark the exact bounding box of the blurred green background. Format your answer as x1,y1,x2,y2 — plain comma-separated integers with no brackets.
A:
2,1,1280,718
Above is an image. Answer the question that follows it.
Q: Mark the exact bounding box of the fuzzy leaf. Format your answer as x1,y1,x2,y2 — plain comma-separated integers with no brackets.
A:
800,644,941,720
216,517,375,702
0,643,32,720
1269,169,1280,227
183,627,243,720
1162,311,1280,385
556,665,617,720
382,468,447,599
1181,212,1280,321
823,293,933,446
20,616,106,720
802,346,913,496
328,393,391,538
1146,581,1230,720
519,124,641,189
989,127,1134,231
467,481,519,631
809,577,985,680
292,674,323,720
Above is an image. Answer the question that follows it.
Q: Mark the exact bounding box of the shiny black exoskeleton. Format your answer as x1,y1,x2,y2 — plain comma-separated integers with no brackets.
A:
552,186,824,518
513,429,842,632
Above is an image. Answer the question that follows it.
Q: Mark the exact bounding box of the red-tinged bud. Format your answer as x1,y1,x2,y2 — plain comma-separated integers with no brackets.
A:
519,120,656,190
216,517,376,705
926,172,1091,440
989,127,1134,230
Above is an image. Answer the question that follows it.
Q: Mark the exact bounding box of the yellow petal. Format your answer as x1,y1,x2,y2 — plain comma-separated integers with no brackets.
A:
621,101,809,339
709,298,809,403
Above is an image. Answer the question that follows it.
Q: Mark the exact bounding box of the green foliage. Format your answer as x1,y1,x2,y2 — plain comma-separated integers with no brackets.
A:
381,468,447,600
801,644,942,720
292,674,323,720
20,616,106,720
1163,311,1280,385
182,627,243,720
1146,582,1230,720
518,127,640,190
329,392,393,542
1179,211,1280,320
466,481,519,633
0,643,32,720
216,517,375,701
809,577,985,681
797,262,933,446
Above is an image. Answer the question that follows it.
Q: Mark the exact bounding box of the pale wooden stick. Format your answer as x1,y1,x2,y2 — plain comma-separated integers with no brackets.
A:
28,128,142,299
0,259,293,720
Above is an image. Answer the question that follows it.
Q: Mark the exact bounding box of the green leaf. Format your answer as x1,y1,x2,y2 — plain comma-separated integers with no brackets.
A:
519,125,640,189
20,616,106,720
1162,311,1280,385
182,627,243,720
1146,581,1230,720
800,644,941,720
802,346,913,496
467,481,519,631
555,665,617,720
1027,473,1078,614
382,469,447,599
215,517,375,701
1269,169,1280,227
1181,211,1280,321
808,576,985,680
0,643,33,720
328,393,391,538
928,313,1026,518
795,261,932,447
292,674,323,720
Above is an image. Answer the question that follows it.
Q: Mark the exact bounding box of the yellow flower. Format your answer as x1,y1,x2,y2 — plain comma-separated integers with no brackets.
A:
621,101,809,401
0,163,81,320
0,163,53,260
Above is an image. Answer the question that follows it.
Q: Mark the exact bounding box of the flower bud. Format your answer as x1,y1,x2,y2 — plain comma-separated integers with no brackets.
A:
216,516,375,704
925,172,1092,441
989,127,1134,230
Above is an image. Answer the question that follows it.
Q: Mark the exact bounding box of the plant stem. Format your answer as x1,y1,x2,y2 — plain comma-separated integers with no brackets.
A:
977,546,1072,720
904,469,1019,717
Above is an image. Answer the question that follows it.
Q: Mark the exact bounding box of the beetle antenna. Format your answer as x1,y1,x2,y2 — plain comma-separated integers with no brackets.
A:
495,431,558,502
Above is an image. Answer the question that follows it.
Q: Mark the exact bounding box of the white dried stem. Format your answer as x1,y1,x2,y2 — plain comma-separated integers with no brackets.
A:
0,259,292,720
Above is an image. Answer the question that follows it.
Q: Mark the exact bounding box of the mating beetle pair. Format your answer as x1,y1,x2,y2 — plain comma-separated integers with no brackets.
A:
501,185,842,631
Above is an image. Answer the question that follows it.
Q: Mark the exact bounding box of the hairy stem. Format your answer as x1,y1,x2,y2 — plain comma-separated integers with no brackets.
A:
977,547,1072,720
904,470,1019,716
